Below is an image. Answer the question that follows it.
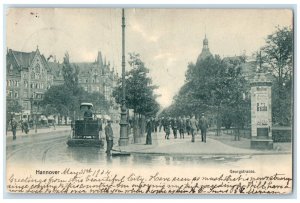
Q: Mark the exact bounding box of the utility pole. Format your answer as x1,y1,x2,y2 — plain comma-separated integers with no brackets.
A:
119,8,129,146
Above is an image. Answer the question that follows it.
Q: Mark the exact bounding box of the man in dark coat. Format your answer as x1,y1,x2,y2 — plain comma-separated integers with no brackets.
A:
146,118,153,145
171,117,178,139
105,120,114,155
10,117,18,140
84,106,93,120
186,116,191,135
164,117,171,139
178,116,185,139
190,115,198,142
199,113,209,143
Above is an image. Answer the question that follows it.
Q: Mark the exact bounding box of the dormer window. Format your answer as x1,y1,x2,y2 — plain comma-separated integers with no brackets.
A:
35,64,40,73
9,64,13,74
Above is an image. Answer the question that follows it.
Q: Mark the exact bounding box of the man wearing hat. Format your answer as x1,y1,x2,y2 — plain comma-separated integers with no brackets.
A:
105,120,114,155
199,113,209,143
146,117,153,145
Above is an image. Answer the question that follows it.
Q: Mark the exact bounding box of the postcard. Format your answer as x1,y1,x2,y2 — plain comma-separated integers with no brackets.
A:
5,8,293,195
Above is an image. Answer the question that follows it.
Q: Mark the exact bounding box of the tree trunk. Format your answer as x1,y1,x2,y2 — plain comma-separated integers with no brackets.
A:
140,115,146,137
133,111,140,143
216,105,221,136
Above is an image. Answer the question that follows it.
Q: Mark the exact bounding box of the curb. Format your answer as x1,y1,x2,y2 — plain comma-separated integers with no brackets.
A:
6,129,71,137
121,151,292,156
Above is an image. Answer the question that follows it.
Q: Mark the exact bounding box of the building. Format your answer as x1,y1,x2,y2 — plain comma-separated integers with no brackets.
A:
73,51,119,121
196,34,213,64
6,48,120,123
74,51,117,102
6,47,54,119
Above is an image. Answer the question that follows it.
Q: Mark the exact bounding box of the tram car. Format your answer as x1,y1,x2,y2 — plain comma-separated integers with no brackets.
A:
67,103,104,147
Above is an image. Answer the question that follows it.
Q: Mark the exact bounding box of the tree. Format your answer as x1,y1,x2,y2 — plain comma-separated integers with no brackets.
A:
6,100,22,121
83,92,110,113
62,52,80,94
261,26,293,125
162,54,248,135
113,53,160,116
41,84,76,120
42,82,110,122
113,53,160,142
6,100,22,132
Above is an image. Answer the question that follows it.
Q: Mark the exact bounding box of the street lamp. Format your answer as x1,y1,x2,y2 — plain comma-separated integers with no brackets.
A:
30,96,37,133
119,8,129,146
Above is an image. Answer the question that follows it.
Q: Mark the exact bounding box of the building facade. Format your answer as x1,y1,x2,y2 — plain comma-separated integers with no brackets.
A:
6,47,54,118
6,48,120,122
73,51,119,121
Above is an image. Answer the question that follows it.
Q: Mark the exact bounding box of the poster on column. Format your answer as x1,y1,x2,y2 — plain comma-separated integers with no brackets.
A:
3,6,294,197
255,87,270,127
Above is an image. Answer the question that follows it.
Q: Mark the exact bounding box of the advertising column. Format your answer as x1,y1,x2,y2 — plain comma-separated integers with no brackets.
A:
250,73,273,149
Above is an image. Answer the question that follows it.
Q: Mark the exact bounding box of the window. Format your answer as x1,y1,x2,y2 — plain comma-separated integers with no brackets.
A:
7,80,9,87
24,91,28,98
9,91,13,98
86,79,88,83
35,64,40,73
35,83,38,88
23,102,28,110
31,72,35,79
24,80,28,88
9,65,13,74
14,92,18,98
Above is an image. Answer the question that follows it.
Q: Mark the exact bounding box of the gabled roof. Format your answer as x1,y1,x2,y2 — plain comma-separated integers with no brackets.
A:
10,50,36,68
6,51,20,71
7,49,50,72
48,62,64,79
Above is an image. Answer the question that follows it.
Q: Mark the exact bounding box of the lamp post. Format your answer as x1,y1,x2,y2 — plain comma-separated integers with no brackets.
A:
119,8,129,146
30,96,37,133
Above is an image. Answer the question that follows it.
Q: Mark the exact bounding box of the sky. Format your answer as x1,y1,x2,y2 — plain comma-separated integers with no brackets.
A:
6,8,293,108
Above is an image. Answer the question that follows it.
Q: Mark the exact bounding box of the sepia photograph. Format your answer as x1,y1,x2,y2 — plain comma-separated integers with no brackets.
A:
4,7,294,195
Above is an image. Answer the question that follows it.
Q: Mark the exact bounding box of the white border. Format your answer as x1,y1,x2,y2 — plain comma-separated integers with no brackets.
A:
0,0,299,202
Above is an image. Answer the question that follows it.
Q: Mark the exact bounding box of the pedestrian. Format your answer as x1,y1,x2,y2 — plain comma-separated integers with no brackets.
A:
171,117,178,139
10,117,18,140
182,116,187,134
199,113,209,143
105,120,114,155
23,120,29,134
190,115,198,142
157,117,161,132
164,117,171,139
178,116,185,139
20,119,24,133
151,117,155,133
53,119,56,130
186,116,191,135
146,118,152,145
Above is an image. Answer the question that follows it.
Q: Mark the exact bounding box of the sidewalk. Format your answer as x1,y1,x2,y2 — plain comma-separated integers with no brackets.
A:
118,131,292,155
6,125,71,137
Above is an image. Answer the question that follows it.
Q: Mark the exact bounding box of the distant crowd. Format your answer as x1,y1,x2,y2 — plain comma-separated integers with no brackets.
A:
145,113,209,144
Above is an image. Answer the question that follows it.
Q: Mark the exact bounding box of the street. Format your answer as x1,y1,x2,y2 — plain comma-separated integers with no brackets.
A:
6,125,292,170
